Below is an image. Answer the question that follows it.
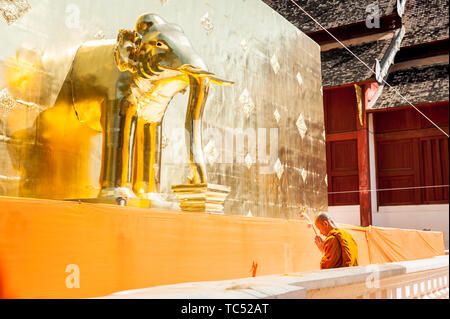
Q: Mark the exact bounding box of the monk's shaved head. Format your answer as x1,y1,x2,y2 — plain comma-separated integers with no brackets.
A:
315,212,337,236
315,212,336,224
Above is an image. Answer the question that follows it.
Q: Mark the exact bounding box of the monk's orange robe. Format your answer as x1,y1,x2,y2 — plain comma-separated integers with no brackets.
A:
320,228,359,269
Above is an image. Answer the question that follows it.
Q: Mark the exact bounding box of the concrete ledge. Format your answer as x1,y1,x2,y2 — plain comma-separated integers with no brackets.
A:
286,264,405,290
389,255,449,273
99,255,449,299
99,275,308,299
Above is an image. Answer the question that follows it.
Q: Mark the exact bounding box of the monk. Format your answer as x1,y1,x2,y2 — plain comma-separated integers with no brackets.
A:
314,212,359,269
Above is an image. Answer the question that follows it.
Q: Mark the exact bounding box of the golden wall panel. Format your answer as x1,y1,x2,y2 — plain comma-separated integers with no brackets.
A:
0,0,327,218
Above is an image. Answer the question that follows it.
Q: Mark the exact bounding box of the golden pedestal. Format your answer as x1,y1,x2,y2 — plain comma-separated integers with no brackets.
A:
171,183,230,213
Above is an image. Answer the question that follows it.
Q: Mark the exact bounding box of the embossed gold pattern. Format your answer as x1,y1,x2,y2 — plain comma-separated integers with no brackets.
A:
200,12,214,36
296,113,308,139
273,108,281,124
0,0,30,25
2,13,233,205
0,88,16,114
0,0,327,218
274,158,284,180
239,88,255,118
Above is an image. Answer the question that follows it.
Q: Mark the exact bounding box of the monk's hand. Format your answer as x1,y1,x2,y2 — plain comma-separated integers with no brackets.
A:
315,236,324,253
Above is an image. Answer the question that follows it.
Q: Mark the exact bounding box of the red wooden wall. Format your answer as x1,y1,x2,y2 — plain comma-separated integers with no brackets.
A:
324,86,360,206
324,86,449,208
373,102,449,205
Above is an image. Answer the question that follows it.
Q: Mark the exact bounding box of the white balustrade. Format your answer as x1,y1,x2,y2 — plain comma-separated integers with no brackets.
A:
99,255,449,299
306,256,449,299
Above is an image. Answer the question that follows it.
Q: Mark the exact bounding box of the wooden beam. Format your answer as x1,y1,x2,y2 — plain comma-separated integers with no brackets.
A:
390,55,449,72
375,126,449,141
324,79,377,91
321,31,395,52
307,14,402,46
326,131,358,142
394,39,449,63
366,100,450,113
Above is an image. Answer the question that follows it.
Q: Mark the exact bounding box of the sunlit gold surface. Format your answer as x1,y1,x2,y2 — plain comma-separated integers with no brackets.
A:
354,84,363,126
186,74,209,185
133,120,159,196
171,183,231,213
1,13,232,203
0,0,327,218
172,73,233,213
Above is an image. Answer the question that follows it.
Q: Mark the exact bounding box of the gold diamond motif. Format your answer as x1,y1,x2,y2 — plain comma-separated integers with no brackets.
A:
0,0,30,25
296,72,303,86
240,39,248,52
239,88,255,118
301,168,308,183
296,113,307,139
161,135,169,150
0,88,17,115
273,108,281,123
93,30,105,39
274,158,284,180
204,140,219,164
270,54,280,74
244,153,253,169
200,12,214,35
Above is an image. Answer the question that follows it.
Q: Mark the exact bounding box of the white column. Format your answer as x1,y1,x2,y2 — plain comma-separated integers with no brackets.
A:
368,113,378,214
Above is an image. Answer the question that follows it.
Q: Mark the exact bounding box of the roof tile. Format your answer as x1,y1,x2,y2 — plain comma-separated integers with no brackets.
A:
373,64,449,109
263,0,397,33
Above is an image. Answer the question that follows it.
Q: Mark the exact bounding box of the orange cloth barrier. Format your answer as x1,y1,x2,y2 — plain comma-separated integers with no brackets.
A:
366,226,446,264
0,196,445,298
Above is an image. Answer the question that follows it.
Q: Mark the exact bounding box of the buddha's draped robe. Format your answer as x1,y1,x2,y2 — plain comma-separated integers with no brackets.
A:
320,228,359,269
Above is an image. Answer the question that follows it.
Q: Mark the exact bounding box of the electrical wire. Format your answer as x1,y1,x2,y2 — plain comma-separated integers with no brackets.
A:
286,1,450,196
289,0,449,138
327,184,449,195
